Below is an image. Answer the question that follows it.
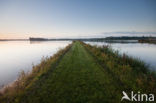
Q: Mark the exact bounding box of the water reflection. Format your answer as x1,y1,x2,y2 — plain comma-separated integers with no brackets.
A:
85,42,156,70
0,41,156,87
0,41,71,87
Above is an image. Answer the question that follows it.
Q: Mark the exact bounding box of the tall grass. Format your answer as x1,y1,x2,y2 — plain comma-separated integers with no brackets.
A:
0,43,72,102
0,41,156,103
82,42,156,94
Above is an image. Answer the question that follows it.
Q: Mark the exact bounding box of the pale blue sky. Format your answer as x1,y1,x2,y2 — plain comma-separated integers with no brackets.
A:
0,0,156,38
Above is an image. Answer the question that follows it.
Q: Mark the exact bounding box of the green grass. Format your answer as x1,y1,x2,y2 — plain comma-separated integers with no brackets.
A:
0,41,156,103
82,42,156,94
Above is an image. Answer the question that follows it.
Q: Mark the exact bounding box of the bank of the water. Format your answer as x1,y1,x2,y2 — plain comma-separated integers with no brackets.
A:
85,41,156,70
0,41,155,103
0,41,71,87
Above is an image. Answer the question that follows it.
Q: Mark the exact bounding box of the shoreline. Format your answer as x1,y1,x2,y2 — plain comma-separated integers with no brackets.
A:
0,41,156,102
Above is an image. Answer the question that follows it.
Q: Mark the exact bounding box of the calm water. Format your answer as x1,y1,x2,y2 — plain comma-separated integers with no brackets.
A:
0,41,156,87
0,41,71,87
86,42,156,71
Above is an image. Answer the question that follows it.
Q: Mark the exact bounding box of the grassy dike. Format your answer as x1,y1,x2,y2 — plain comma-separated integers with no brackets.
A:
0,41,156,103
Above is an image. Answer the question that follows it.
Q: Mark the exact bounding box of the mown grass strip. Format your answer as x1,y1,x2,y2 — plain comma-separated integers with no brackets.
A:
82,42,156,94
15,41,123,103
0,42,73,103
0,41,155,103
81,42,125,87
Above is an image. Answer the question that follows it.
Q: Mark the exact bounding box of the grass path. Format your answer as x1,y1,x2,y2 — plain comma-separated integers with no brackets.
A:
15,41,122,102
1,41,155,103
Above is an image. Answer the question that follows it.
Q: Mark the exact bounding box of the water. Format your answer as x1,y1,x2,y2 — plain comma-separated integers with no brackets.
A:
86,42,156,70
0,41,71,87
0,41,156,87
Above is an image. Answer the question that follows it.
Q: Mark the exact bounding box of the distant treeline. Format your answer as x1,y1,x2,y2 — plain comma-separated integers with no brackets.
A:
29,37,49,41
105,36,156,40
29,37,105,41
1,36,156,42
29,36,156,42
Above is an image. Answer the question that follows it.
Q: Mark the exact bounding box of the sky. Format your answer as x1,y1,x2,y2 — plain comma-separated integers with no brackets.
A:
0,0,156,39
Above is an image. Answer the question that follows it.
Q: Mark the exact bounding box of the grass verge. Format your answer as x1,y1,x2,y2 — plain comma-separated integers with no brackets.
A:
0,41,155,103
0,42,72,103
82,42,156,94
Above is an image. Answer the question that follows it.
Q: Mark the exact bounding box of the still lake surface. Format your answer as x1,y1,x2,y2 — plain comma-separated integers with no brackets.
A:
0,41,156,87
0,41,71,87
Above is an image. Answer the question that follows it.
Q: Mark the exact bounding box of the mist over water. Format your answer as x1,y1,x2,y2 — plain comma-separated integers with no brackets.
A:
0,41,71,87
0,40,156,88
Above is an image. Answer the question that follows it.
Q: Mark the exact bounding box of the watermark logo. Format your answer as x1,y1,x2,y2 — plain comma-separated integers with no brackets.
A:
121,91,131,101
121,91,154,102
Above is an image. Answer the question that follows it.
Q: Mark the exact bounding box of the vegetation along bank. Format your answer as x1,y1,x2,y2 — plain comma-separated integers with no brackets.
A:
0,41,155,103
